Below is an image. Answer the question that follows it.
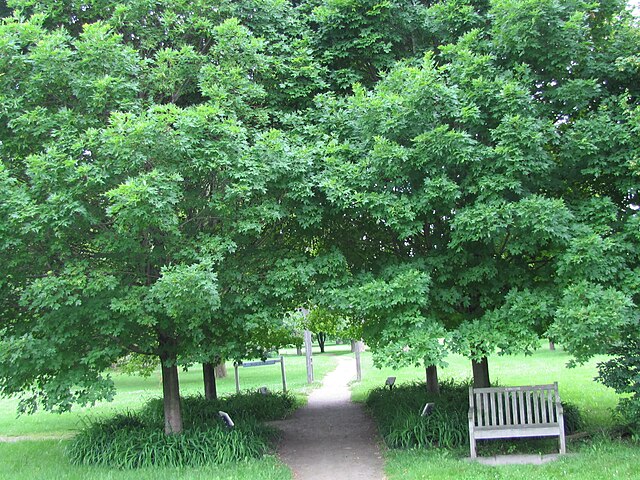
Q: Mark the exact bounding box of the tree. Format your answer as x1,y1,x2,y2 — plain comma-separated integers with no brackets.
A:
311,0,639,387
0,6,320,434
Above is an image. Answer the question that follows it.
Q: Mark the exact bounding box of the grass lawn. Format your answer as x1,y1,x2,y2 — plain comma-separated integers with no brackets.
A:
0,440,291,480
351,342,640,479
384,439,640,480
2,342,638,480
0,349,342,438
352,344,621,428
0,348,343,480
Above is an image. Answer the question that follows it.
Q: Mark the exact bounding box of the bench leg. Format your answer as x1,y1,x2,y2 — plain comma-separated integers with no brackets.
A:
558,411,567,454
469,435,477,458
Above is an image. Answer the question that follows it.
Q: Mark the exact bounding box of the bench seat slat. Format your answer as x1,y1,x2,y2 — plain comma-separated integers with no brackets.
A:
474,426,561,439
490,391,497,426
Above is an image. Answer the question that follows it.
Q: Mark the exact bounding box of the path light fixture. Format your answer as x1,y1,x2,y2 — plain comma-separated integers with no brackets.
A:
421,402,435,417
218,411,234,429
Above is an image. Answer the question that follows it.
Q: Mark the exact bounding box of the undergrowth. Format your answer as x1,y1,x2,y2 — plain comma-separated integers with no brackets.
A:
367,380,470,449
366,380,583,451
139,391,297,425
66,391,296,469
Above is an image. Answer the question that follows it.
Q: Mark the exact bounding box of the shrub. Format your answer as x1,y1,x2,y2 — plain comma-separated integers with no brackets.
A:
366,380,583,450
597,331,640,439
139,391,297,427
66,391,296,468
366,380,470,449
66,415,272,468
562,402,584,435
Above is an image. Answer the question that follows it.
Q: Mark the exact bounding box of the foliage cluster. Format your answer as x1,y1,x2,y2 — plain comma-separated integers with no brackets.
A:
66,391,294,468
366,380,582,451
139,391,297,425
66,415,272,468
366,380,471,449
0,0,638,433
597,331,640,438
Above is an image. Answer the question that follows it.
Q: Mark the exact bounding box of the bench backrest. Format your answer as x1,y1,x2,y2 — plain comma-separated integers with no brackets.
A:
469,383,561,428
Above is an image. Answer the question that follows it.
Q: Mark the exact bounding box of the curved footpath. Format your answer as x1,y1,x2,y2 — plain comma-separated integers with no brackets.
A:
272,356,386,480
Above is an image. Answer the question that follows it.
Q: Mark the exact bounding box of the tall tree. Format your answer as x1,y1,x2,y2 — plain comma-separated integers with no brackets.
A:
0,7,320,433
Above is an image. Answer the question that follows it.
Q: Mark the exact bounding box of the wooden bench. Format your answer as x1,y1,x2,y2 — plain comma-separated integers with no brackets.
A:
468,383,566,458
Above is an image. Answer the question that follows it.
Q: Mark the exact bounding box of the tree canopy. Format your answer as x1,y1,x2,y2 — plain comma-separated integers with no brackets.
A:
0,0,638,431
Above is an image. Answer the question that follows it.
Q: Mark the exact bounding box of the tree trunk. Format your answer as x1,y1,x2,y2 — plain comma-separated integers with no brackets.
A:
351,339,356,352
203,362,217,400
214,361,227,378
549,339,556,351
317,332,326,353
296,345,303,356
425,364,440,394
472,357,490,388
161,356,183,435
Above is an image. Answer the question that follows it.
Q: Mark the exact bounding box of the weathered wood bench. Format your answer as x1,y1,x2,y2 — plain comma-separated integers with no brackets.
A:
468,383,566,458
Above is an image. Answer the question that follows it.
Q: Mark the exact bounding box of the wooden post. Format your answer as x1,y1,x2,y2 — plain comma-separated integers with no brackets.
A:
234,362,240,394
280,356,287,392
304,329,314,383
355,340,363,381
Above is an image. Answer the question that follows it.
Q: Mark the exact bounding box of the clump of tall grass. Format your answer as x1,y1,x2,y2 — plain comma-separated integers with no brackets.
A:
367,380,470,449
139,391,297,426
366,380,583,451
66,391,296,468
66,414,271,468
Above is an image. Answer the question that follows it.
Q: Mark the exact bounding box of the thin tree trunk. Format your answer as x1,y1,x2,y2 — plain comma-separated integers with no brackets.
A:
351,339,356,352
296,345,303,356
203,362,217,400
425,364,440,394
317,332,326,353
161,356,183,435
472,357,490,388
549,339,555,351
214,361,227,378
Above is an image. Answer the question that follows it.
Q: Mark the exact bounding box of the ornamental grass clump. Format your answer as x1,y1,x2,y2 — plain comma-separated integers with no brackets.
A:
366,379,583,451
139,391,297,425
66,391,295,468
366,380,470,449
66,415,271,468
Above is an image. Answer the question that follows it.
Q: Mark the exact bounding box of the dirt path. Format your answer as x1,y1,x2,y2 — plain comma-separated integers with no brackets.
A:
272,356,386,480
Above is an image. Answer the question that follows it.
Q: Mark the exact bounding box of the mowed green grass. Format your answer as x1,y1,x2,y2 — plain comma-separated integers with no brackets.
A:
384,440,640,480
350,343,639,480
2,343,638,480
0,349,342,438
352,344,620,428
0,440,291,480
0,348,343,480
